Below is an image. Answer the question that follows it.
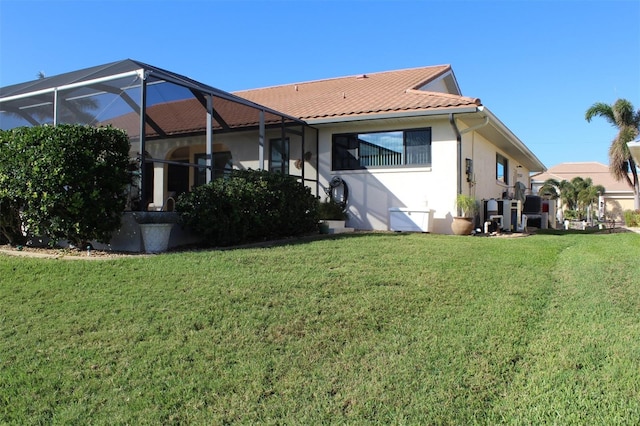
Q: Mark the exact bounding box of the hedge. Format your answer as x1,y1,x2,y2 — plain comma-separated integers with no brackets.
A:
0,125,131,246
176,169,319,246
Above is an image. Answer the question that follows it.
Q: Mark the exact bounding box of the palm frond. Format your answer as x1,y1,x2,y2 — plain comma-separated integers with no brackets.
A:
538,178,560,199
612,99,637,127
587,98,639,192
609,140,631,182
585,102,615,125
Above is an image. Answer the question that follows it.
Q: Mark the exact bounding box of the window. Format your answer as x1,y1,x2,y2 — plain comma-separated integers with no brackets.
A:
332,128,431,170
496,153,508,184
269,138,289,174
194,151,233,186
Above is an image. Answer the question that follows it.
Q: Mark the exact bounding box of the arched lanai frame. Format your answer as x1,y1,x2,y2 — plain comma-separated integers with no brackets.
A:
0,59,319,210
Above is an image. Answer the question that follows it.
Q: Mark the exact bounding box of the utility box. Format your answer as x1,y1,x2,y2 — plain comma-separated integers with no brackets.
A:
389,208,434,233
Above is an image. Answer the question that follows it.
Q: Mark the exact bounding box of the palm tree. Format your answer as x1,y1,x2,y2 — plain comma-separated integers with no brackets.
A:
585,99,640,208
538,178,560,200
559,178,579,211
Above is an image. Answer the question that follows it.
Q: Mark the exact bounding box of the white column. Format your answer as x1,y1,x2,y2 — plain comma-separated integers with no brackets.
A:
152,163,165,210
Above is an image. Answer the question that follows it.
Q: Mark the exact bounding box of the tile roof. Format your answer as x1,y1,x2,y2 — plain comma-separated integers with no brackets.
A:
531,162,632,193
234,65,482,121
103,97,294,139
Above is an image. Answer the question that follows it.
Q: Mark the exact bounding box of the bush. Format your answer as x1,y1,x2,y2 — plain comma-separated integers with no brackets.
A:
176,169,319,246
563,209,580,220
0,197,25,245
623,209,640,227
318,199,348,220
0,125,131,246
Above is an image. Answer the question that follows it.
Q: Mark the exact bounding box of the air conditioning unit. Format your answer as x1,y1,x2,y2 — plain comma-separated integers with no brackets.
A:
483,199,522,232
389,208,434,233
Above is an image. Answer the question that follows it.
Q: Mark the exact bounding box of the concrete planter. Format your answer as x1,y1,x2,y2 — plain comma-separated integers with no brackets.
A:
139,223,174,253
320,220,354,234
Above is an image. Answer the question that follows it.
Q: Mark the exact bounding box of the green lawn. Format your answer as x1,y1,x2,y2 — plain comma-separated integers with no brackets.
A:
1,232,639,424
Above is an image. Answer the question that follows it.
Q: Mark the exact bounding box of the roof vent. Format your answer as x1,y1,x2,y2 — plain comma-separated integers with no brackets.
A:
356,74,368,79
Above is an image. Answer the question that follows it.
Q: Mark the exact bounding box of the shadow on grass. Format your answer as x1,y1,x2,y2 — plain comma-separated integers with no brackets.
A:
534,227,633,236
174,231,417,253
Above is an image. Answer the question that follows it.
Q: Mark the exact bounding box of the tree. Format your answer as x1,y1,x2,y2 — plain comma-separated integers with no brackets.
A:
540,177,605,221
538,178,560,200
585,99,640,208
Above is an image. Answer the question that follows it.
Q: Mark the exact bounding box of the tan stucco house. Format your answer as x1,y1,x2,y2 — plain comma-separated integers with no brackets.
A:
531,162,634,223
0,59,546,248
234,65,546,233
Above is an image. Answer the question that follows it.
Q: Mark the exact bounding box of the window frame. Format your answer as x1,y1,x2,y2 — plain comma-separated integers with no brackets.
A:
331,127,432,171
496,153,508,184
194,151,233,186
269,137,290,174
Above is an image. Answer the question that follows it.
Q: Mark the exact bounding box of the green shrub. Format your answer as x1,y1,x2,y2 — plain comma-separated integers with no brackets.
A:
176,169,319,246
0,197,24,245
623,209,640,227
318,199,348,220
0,125,131,246
563,209,580,220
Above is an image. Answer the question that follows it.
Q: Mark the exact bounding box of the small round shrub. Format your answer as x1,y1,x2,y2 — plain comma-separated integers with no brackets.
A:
623,209,640,227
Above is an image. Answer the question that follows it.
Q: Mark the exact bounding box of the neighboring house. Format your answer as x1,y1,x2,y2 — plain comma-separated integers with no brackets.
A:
629,138,640,170
531,162,634,222
0,59,545,243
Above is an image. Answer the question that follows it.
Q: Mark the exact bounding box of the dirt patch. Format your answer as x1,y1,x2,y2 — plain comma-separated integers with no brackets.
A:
0,244,144,260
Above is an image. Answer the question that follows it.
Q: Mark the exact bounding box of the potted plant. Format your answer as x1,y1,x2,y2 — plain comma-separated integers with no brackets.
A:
318,199,348,234
133,211,180,253
451,194,478,235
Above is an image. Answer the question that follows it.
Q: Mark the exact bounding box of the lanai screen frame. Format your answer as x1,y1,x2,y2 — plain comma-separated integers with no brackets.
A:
0,59,319,210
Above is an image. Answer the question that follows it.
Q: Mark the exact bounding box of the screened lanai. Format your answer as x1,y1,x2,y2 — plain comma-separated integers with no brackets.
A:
0,59,319,210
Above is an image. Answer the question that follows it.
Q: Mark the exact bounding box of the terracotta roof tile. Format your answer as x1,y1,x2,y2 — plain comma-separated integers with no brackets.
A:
104,65,482,138
234,65,482,121
103,97,288,139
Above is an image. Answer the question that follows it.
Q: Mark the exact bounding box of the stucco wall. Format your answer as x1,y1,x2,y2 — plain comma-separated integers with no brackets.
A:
139,116,534,235
464,130,532,202
314,117,459,234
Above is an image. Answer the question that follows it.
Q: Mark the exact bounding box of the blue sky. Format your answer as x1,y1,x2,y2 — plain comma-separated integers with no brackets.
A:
1,0,638,170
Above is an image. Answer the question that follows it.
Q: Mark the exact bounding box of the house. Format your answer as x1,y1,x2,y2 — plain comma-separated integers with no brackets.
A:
0,59,545,249
531,162,634,223
629,138,640,170
234,66,545,233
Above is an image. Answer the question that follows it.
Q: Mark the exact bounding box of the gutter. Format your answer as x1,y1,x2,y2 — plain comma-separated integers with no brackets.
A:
479,106,546,173
306,106,480,125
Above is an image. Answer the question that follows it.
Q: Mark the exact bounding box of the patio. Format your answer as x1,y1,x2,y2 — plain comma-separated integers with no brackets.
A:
0,59,319,211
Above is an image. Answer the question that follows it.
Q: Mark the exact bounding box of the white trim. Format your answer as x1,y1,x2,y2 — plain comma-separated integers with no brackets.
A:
478,106,546,172
0,70,142,103
628,141,640,165
306,107,480,125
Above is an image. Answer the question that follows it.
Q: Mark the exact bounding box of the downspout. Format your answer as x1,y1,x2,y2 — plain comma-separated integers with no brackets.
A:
449,113,463,197
449,111,490,196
